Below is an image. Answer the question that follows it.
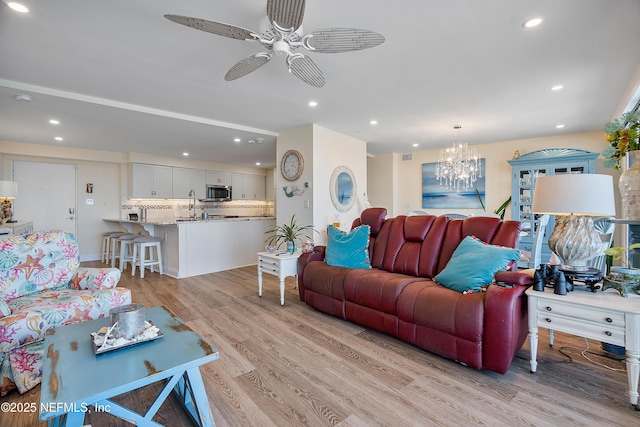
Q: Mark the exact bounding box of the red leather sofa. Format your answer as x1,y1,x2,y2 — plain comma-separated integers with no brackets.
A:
297,208,531,374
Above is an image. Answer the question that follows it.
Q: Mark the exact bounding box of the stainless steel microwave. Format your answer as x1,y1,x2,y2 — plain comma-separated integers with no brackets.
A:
204,185,232,202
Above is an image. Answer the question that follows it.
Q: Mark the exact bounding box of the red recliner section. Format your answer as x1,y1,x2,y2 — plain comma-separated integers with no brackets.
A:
297,208,531,374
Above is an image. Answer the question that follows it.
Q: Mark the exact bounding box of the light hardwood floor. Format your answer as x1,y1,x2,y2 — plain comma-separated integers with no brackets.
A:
2,261,639,426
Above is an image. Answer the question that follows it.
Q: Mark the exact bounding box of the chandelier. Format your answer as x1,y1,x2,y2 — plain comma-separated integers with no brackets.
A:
435,125,482,192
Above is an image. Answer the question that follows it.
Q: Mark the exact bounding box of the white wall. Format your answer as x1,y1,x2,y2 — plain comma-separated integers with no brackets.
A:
368,130,618,219
275,124,367,246
312,125,367,244
367,152,396,216
275,125,314,243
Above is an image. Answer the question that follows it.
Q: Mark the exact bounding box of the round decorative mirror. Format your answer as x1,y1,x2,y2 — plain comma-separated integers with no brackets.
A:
330,166,356,212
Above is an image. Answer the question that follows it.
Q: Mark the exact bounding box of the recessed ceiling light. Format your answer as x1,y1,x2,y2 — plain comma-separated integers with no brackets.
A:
551,85,563,91
256,162,261,166
6,2,29,13
234,138,241,143
308,101,318,107
182,152,189,156
556,124,565,129
54,136,63,141
15,93,32,102
370,120,378,125
523,18,543,28
412,143,419,147
49,119,60,125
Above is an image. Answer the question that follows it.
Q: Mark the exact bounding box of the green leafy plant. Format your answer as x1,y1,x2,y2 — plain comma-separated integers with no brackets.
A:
475,189,512,220
264,215,316,253
604,243,640,262
601,110,640,170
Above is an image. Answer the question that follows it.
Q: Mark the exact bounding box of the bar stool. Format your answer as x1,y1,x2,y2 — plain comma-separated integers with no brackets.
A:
132,236,163,278
117,234,138,272
105,232,128,265
110,233,134,268
100,231,119,263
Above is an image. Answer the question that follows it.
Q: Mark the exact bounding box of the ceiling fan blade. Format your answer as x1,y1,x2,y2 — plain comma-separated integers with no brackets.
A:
267,0,305,31
288,55,325,88
225,54,272,81
164,15,256,41
306,28,385,53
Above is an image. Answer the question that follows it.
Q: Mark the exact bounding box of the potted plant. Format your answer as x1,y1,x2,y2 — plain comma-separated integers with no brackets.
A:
601,110,640,220
264,215,316,254
601,110,640,171
602,243,640,297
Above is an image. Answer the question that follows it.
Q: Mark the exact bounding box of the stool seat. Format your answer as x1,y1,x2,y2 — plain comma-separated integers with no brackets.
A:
132,236,163,278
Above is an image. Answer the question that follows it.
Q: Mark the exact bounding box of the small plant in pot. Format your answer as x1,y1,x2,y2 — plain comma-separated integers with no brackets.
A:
265,215,316,254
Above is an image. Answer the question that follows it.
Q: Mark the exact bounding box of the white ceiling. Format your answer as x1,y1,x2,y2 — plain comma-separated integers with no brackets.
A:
1,0,639,168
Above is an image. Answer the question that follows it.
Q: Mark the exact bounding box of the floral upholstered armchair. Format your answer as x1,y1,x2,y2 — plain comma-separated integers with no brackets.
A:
0,230,132,395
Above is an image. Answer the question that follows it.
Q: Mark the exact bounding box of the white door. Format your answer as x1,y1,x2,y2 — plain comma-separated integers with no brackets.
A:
12,160,77,234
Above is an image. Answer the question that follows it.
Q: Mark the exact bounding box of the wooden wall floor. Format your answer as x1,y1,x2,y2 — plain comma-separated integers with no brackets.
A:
1,262,638,426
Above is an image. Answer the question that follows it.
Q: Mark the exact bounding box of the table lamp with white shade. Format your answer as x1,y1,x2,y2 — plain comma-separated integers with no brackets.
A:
532,174,615,267
0,181,18,223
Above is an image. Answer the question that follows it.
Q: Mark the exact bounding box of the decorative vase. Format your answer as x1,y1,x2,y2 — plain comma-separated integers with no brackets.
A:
619,150,640,220
286,241,297,254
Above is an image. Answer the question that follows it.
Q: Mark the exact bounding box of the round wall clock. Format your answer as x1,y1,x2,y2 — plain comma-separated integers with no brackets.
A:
280,149,304,181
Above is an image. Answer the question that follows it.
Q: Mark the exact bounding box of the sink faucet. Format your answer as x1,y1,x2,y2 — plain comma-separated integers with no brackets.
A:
188,189,196,219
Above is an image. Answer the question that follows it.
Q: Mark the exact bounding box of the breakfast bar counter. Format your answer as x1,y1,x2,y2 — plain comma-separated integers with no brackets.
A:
105,217,275,278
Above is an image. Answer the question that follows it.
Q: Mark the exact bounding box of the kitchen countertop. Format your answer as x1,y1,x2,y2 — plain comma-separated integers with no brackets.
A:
104,216,274,226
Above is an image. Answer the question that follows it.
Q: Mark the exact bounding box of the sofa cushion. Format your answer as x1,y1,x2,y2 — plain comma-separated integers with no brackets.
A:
0,230,80,302
326,225,371,269
434,236,520,293
0,287,132,353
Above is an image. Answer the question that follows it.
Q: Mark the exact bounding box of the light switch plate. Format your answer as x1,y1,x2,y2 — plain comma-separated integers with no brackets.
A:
86,199,94,205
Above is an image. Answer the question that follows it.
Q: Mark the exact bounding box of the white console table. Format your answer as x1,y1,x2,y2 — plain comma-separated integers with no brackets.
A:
257,251,301,305
526,286,640,409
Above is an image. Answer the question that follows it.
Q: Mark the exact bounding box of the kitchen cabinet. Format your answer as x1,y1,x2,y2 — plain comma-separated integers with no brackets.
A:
129,164,173,198
254,175,266,200
173,167,206,199
232,173,266,200
507,148,598,261
232,173,255,200
205,170,231,186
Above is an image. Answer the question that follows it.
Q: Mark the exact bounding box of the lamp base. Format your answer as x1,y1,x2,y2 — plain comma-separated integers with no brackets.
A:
547,215,602,267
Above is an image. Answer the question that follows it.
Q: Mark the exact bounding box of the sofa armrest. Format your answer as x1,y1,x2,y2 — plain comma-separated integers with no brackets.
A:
482,282,529,374
494,271,533,287
69,267,122,291
297,246,326,301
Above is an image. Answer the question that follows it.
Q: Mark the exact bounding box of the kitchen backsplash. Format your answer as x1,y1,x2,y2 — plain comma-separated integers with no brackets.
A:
122,198,274,221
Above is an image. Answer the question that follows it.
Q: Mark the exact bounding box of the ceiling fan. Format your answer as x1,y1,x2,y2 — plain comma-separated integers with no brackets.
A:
165,0,385,88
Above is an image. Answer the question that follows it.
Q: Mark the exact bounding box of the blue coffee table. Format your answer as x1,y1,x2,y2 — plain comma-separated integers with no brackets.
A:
40,305,219,427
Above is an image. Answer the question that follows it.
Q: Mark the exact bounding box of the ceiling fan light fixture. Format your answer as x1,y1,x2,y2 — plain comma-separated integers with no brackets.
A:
273,40,290,56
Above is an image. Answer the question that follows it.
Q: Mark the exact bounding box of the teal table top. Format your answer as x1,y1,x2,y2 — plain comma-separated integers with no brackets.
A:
40,305,219,420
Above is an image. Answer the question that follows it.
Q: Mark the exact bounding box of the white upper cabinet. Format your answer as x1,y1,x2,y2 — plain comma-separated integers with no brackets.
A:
254,175,266,201
205,170,232,186
129,163,173,198
173,167,206,199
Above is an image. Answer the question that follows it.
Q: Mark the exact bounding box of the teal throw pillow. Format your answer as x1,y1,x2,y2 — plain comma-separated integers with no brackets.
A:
325,225,371,269
434,235,520,293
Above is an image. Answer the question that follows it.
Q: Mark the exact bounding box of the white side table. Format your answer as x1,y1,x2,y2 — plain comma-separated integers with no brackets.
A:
526,286,640,409
257,251,301,305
